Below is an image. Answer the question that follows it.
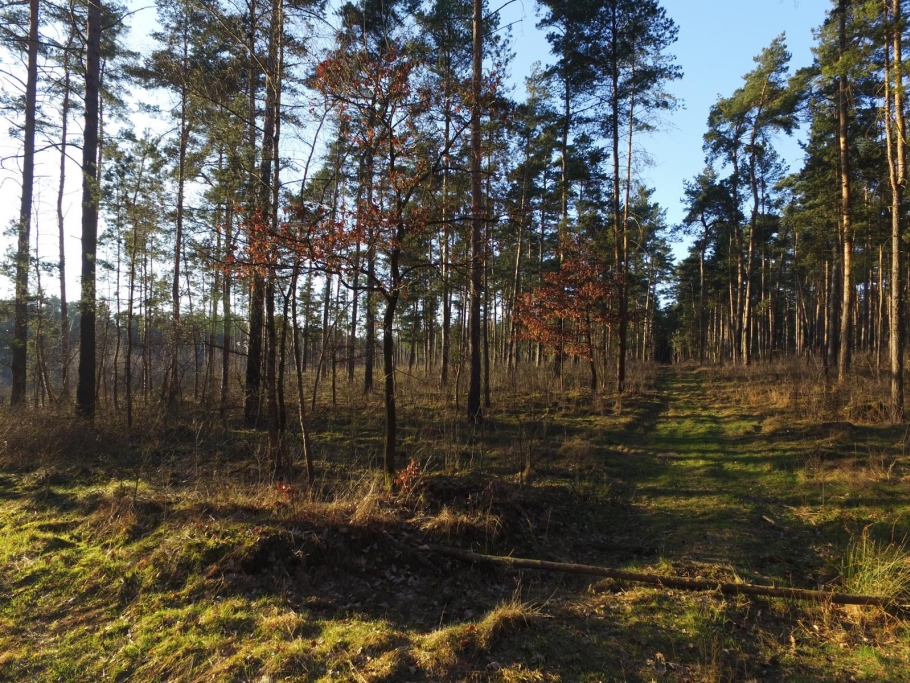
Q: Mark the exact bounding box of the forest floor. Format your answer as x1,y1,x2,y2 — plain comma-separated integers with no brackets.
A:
2,362,910,682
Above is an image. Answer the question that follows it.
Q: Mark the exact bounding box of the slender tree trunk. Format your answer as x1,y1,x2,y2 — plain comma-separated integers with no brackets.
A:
57,32,73,399
112,215,122,411
266,274,282,468
221,199,234,419
555,51,571,379
837,0,854,383
885,0,905,419
77,0,102,417
877,243,884,373
483,132,493,409
382,201,404,474
262,0,285,463
204,196,223,405
272,0,285,435
467,0,483,423
730,150,744,365
365,240,376,392
699,231,707,364
827,253,841,380
301,268,312,371
611,6,627,393
348,239,360,382
11,0,40,407
743,88,769,367
441,105,452,386
621,57,638,374
382,290,399,474
243,0,263,424
291,263,314,484
125,229,139,429
167,25,191,406
507,145,529,369
321,274,331,380
278,276,290,433
245,277,266,423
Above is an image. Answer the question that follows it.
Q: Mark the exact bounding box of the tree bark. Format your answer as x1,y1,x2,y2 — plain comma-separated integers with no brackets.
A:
11,0,40,407
76,0,102,418
885,0,905,419
290,263,314,484
382,290,399,475
57,28,74,399
243,0,263,424
467,0,483,423
167,22,192,406
837,0,854,383
441,101,452,386
610,3,627,393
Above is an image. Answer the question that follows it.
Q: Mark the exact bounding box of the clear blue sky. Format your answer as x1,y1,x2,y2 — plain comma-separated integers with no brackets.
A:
501,0,832,254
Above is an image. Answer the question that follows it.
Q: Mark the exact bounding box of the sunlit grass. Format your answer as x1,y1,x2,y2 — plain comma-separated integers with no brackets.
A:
2,361,910,680
841,527,910,604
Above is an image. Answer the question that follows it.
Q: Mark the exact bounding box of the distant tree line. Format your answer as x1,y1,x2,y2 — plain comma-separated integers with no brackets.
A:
673,0,910,422
22,1,910,470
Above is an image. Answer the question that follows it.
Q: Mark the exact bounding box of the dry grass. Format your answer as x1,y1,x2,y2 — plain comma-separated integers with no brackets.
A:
4,360,910,681
349,475,397,527
841,527,910,604
420,505,502,543
417,594,541,676
474,595,542,649
800,447,907,492
701,354,897,427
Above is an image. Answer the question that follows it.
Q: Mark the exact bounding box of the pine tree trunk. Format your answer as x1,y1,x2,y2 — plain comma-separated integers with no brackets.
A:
467,0,483,423
57,31,73,399
125,225,139,429
168,66,190,405
837,0,854,383
11,0,40,407
441,107,452,386
266,274,282,468
507,147,528,369
221,195,233,419
555,55,570,379
382,290,398,474
291,264,314,484
348,239,360,382
76,0,101,417
610,3,627,392
885,0,905,419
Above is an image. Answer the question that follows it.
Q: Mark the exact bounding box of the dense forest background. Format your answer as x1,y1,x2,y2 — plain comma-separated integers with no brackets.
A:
1,0,910,471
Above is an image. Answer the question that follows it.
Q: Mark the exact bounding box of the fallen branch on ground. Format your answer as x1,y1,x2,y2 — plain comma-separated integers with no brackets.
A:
421,544,893,607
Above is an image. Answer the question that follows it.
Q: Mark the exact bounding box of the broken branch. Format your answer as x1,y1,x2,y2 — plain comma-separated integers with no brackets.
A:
422,544,892,607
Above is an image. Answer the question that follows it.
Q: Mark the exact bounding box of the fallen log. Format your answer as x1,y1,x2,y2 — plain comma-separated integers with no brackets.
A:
422,544,892,607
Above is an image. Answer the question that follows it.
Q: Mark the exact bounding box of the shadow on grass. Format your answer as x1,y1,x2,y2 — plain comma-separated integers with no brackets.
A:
3,365,908,682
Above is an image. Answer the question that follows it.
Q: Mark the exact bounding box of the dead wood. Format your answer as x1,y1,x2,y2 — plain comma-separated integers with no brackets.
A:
421,544,893,607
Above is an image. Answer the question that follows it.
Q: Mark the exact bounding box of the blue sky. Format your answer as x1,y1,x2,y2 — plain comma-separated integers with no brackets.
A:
501,0,832,253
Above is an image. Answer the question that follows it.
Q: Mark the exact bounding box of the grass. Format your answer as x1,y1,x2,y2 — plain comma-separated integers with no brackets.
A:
841,527,910,604
2,357,910,681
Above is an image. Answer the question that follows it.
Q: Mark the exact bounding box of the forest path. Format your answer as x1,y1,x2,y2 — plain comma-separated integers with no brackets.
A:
611,364,823,585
